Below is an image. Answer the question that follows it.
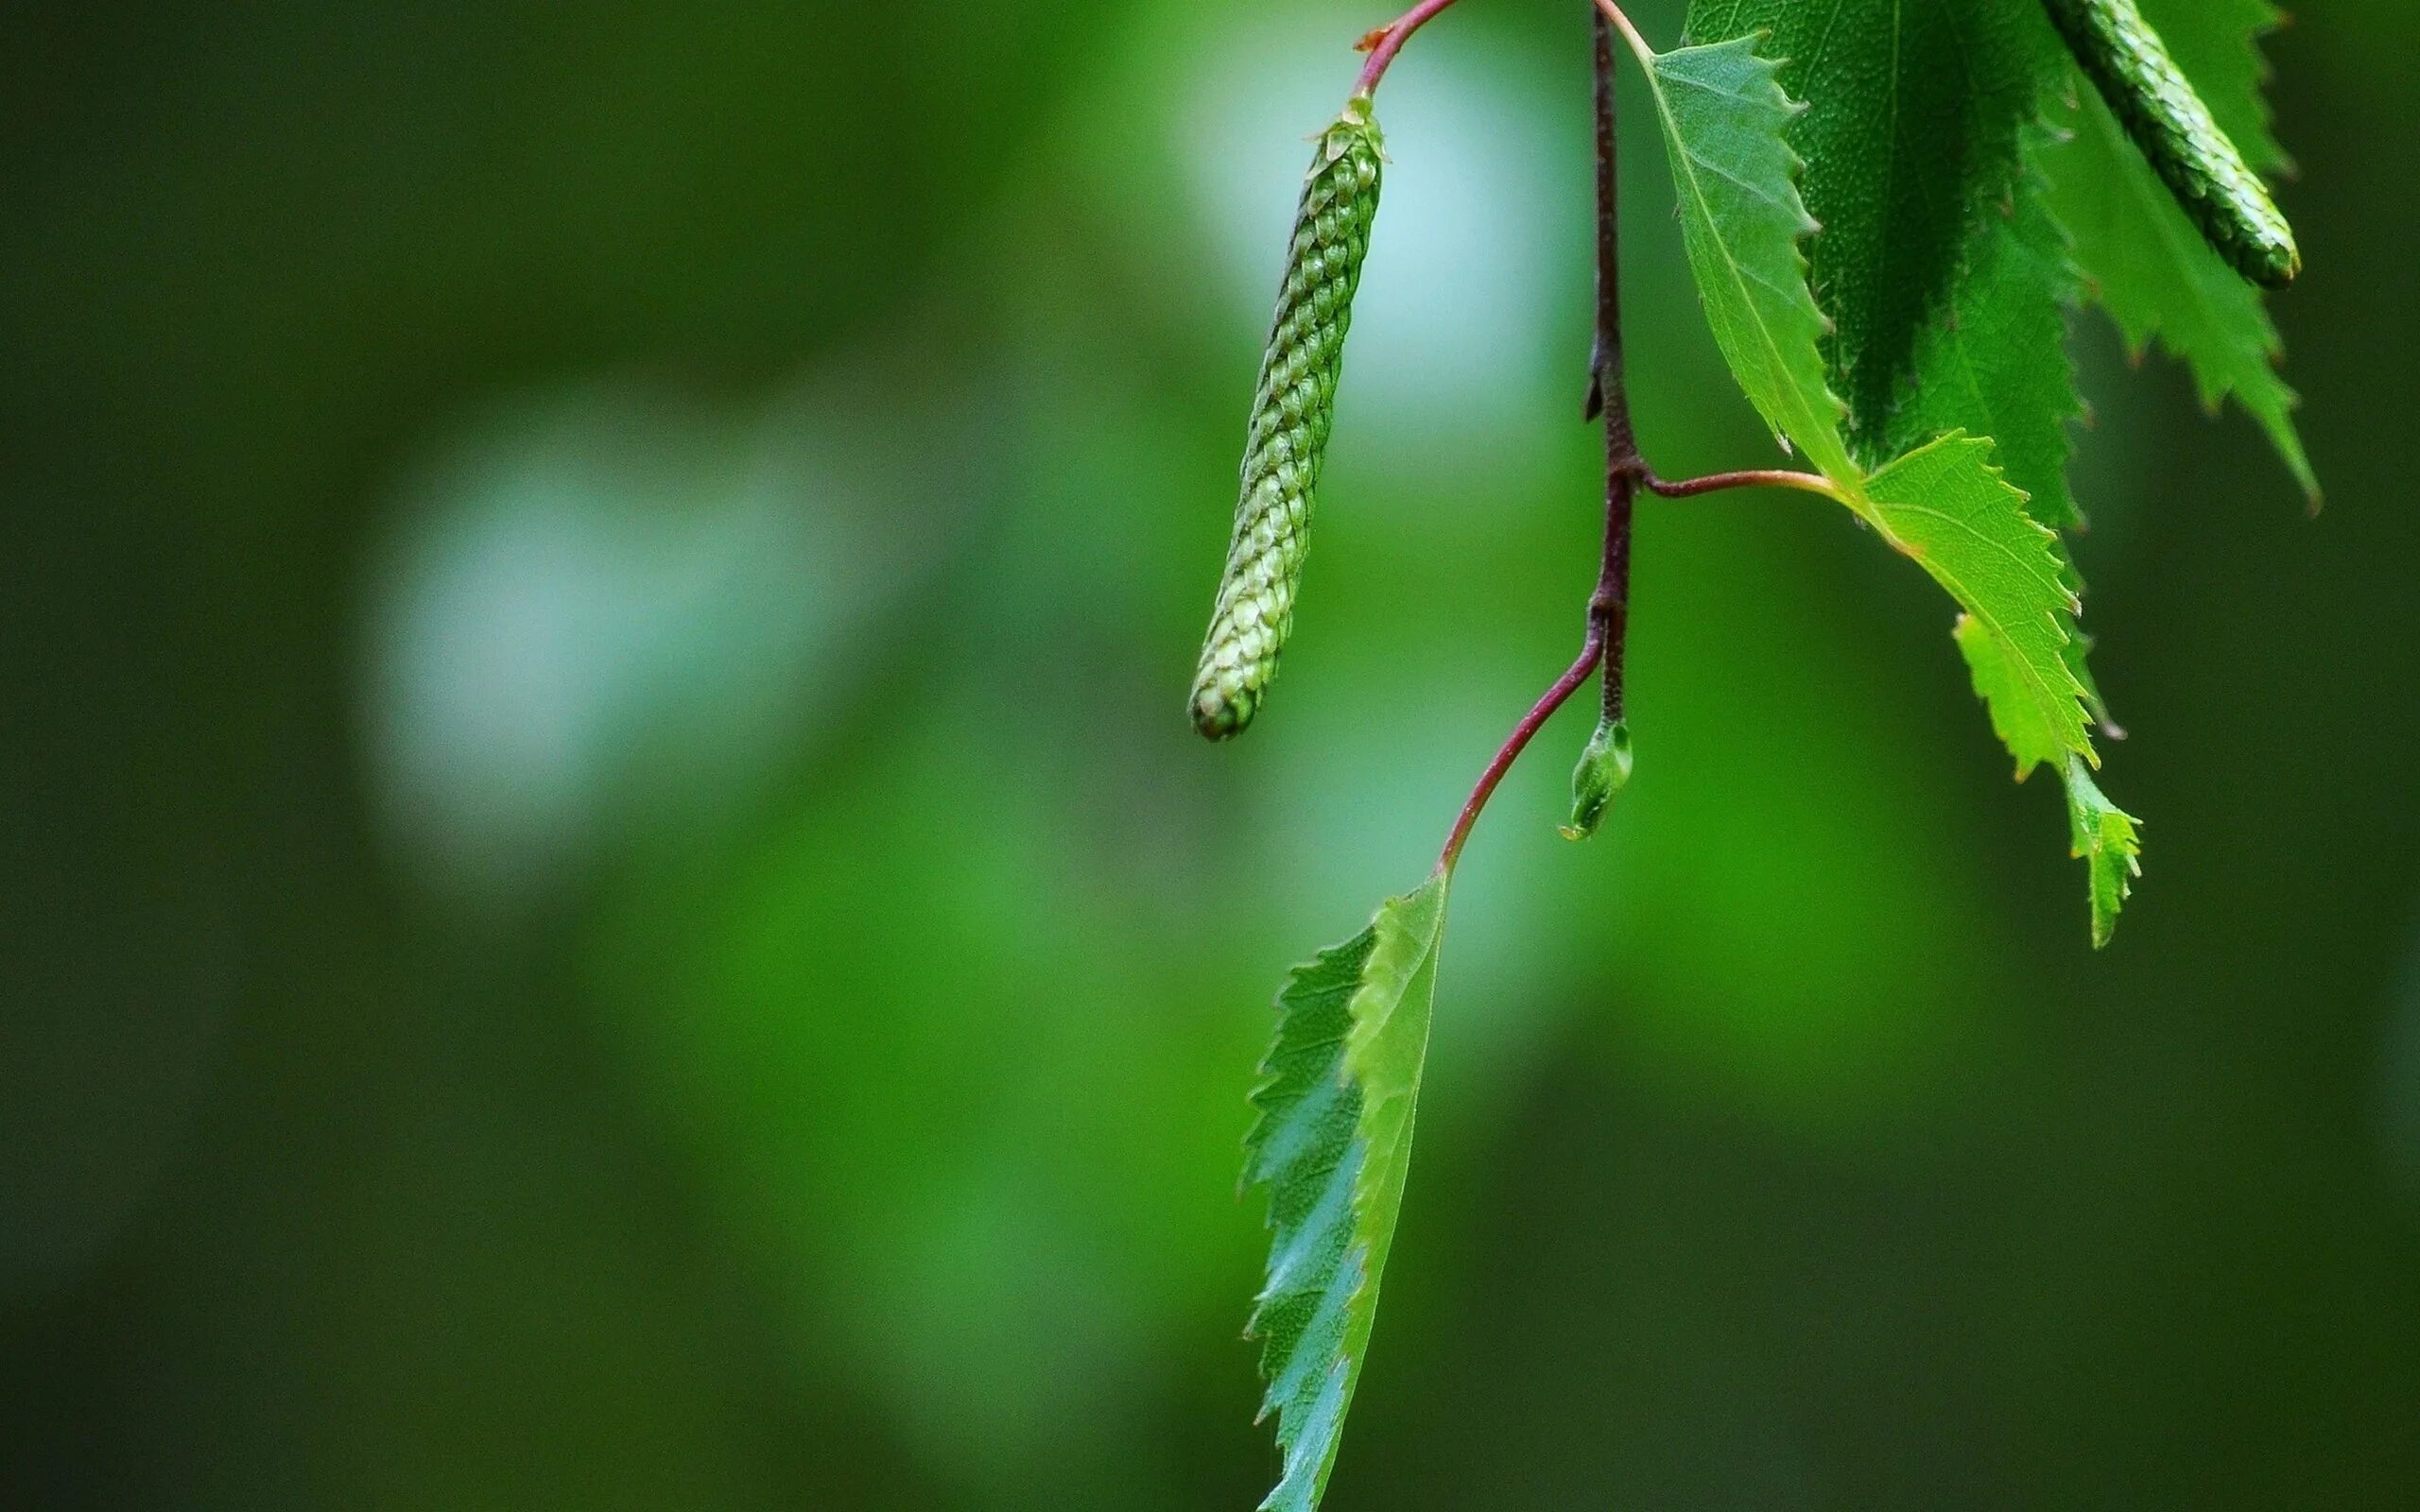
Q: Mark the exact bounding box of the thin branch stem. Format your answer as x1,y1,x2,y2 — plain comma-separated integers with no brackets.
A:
1424,0,1853,873
1646,467,1841,500
1592,0,1838,546
1587,2,1640,727
1435,3,1639,873
1438,639,1605,872
1355,0,1476,98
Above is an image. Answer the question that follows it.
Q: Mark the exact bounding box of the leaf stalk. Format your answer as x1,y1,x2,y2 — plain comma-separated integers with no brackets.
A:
1437,2,1638,870
1438,639,1604,872
1646,468,1841,500
1354,0,1477,98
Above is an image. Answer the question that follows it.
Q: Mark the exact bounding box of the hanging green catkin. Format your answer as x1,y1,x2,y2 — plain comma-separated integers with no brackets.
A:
1190,97,1384,741
2042,0,2299,288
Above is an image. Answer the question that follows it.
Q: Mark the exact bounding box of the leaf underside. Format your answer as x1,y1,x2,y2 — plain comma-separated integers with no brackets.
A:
1641,35,1851,481
1649,15,2127,939
1863,434,2094,776
2045,84,2315,500
1244,872,1449,1512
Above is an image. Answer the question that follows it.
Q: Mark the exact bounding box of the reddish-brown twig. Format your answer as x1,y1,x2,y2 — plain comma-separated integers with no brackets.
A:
1354,0,1477,98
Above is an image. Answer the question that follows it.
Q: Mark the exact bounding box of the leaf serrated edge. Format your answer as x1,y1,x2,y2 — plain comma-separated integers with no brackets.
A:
2063,752,2143,947
1240,872,1450,1512
1861,434,2097,770
1631,27,1855,483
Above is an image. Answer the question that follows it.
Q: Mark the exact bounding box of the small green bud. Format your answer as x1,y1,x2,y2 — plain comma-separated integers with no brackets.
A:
1560,718,1633,841
1191,97,1386,740
2043,0,2299,287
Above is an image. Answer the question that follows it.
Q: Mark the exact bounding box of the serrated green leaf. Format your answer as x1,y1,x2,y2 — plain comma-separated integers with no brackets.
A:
2065,626,2121,735
1858,435,2093,777
1954,615,2075,783
1852,436,2136,944
1886,135,2088,531
2063,752,2143,947
1951,559,2142,945
1244,871,1449,1512
1630,32,1850,482
1657,4,2159,946
2046,83,2315,500
1682,0,2062,457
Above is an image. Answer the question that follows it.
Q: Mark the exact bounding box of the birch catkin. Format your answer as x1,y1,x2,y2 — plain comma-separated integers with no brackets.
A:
1190,98,1384,740
2042,0,2299,288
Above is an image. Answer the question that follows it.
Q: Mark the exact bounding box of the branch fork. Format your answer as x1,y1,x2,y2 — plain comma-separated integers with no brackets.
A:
1429,1,1832,870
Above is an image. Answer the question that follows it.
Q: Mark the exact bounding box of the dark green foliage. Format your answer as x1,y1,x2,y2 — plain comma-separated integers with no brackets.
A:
1882,133,2087,530
1682,0,2065,459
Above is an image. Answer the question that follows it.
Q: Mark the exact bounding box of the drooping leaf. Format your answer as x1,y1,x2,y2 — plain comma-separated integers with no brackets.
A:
1885,134,2089,532
2046,83,2316,500
2063,753,2143,948
1854,434,2138,943
1679,0,2310,503
1945,525,2142,945
1834,46,2100,643
1858,434,2094,776
1880,121,2107,748
1629,32,1850,481
1244,871,1450,1512
1954,616,2075,783
1645,10,2145,944
1682,0,2063,458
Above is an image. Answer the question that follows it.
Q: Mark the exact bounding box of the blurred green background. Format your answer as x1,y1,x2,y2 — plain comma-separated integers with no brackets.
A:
7,2,2417,1506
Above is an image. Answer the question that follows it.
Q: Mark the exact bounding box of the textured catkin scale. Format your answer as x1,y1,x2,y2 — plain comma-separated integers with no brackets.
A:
2042,0,2299,288
1190,98,1384,741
